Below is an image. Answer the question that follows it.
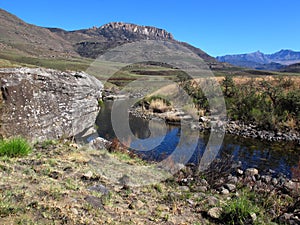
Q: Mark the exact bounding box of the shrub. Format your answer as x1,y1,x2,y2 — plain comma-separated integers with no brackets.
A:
147,95,171,106
149,99,171,113
0,137,32,157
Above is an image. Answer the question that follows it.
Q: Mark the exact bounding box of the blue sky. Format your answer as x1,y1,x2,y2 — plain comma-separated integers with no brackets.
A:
0,0,299,56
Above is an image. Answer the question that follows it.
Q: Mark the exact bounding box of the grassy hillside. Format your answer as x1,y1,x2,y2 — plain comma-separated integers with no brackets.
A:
0,9,78,58
0,50,92,71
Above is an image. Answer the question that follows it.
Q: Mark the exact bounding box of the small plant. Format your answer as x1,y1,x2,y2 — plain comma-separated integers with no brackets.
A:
153,183,163,193
40,139,56,149
98,99,104,108
65,178,79,191
0,137,32,157
0,191,22,217
221,191,259,225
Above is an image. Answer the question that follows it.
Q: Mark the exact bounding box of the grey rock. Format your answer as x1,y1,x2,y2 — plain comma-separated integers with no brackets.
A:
272,178,278,186
129,200,144,209
261,175,272,183
207,207,223,219
187,199,195,205
0,67,103,141
88,184,109,195
89,137,112,150
199,179,209,186
236,168,244,176
250,212,257,222
245,168,259,176
284,181,297,191
195,186,208,193
224,183,236,192
83,171,94,180
228,175,238,184
206,196,219,206
221,189,230,195
71,208,79,215
84,195,103,209
254,174,261,181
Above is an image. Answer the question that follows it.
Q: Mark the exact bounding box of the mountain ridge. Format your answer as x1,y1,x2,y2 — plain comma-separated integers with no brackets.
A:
217,49,300,70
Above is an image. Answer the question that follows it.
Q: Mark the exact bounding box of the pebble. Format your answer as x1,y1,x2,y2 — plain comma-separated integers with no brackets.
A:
82,171,93,180
236,168,244,176
71,208,78,215
221,189,230,195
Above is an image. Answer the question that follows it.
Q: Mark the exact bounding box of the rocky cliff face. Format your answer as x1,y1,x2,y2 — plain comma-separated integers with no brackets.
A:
98,22,174,40
0,68,103,141
71,22,175,58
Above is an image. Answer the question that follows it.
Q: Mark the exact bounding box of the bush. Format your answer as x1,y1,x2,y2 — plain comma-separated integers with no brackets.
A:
0,138,32,157
146,95,171,106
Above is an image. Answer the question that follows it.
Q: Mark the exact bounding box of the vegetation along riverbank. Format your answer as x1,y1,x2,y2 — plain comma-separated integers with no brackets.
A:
131,75,300,144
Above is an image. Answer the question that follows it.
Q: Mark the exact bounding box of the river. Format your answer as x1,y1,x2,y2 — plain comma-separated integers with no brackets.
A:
95,101,300,178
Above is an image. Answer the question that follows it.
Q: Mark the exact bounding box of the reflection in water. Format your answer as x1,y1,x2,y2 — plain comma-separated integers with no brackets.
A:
96,101,300,178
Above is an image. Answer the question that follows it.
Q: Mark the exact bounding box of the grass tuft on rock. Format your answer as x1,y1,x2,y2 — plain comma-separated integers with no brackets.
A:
0,137,32,157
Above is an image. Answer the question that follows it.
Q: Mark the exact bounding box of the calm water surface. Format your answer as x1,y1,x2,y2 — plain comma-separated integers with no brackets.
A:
96,101,300,178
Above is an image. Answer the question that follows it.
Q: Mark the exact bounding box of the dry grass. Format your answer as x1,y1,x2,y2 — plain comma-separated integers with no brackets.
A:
0,140,209,224
149,99,171,113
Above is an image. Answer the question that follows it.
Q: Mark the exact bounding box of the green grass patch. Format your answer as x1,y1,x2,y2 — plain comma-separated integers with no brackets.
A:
221,191,260,225
0,50,92,71
0,137,32,157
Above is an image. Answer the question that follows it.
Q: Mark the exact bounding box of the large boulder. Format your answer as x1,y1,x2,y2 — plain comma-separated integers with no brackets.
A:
0,67,103,141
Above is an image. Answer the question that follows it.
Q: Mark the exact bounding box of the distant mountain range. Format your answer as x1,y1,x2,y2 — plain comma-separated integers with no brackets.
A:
0,8,226,69
217,50,300,70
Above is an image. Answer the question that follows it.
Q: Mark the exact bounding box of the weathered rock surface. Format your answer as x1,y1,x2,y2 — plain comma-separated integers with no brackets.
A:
0,67,103,141
207,207,223,219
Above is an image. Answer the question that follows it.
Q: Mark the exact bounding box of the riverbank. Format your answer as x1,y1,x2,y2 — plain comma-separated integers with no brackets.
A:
0,138,299,224
130,106,300,144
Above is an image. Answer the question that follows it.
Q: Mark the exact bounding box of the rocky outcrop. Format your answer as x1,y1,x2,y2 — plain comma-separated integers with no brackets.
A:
0,68,103,141
73,22,175,58
99,22,174,40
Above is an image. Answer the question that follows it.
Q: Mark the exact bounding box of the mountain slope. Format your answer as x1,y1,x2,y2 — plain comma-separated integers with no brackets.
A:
0,9,78,58
217,50,300,70
282,62,300,73
268,50,300,65
49,22,223,68
49,22,175,59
